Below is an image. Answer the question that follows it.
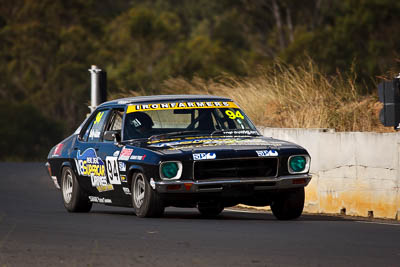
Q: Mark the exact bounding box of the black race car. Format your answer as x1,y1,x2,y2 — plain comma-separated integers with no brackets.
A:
46,95,311,219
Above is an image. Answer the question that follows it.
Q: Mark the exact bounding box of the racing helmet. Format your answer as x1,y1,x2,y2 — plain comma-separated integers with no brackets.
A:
126,112,154,130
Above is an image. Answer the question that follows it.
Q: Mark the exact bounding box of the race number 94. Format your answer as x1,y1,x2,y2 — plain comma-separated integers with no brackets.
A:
225,110,244,120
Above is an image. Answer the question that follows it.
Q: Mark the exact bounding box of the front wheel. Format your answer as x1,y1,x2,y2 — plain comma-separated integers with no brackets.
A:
132,172,164,218
61,167,92,212
271,187,305,220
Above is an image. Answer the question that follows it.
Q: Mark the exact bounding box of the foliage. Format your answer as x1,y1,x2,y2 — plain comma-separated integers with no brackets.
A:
0,101,64,161
1,0,399,160
281,0,400,85
159,60,391,132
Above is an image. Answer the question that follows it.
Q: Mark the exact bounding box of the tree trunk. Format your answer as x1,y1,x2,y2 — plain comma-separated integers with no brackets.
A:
312,0,323,29
286,7,294,43
271,0,285,50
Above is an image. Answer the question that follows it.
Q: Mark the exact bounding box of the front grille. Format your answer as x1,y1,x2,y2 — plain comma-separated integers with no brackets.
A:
193,158,278,180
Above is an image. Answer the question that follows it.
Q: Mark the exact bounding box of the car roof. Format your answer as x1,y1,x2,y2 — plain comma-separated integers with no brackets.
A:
98,94,233,108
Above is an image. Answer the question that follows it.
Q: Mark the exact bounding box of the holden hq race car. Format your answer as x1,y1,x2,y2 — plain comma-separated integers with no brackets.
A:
46,95,311,220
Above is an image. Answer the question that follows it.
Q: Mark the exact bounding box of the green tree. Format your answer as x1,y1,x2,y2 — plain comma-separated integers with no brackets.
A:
0,101,63,160
281,0,400,87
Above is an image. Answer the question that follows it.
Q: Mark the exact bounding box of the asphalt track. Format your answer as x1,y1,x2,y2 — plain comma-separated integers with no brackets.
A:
0,163,399,267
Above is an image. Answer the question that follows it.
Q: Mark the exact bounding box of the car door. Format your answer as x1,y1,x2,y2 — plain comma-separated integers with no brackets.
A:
74,109,111,195
96,109,130,205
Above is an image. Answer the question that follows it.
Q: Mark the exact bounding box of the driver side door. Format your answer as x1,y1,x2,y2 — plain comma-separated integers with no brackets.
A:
96,109,131,205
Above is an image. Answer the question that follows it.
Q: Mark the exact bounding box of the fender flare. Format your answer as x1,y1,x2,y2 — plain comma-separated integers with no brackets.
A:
59,161,77,186
127,164,145,188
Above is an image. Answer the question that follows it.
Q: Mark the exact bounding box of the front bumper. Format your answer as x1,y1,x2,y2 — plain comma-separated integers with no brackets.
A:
155,174,311,193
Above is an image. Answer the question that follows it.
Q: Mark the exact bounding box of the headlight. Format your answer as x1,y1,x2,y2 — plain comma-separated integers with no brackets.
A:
288,155,310,174
160,161,183,180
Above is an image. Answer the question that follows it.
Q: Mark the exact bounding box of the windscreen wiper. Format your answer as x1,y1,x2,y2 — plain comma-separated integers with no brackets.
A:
210,130,225,136
148,130,201,141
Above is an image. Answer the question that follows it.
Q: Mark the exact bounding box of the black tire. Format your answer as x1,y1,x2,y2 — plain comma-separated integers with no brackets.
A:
271,187,305,220
61,167,92,212
198,203,224,218
132,172,164,218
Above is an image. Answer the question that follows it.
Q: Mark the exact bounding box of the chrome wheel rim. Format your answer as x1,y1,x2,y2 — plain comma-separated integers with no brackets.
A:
62,169,73,204
134,174,145,208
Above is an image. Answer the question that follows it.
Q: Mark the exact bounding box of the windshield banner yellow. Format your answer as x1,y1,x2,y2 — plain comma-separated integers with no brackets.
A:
127,101,238,113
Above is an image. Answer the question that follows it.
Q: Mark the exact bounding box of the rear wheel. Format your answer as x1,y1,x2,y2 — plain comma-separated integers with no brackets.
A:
271,187,304,220
61,167,92,212
132,172,164,218
198,203,224,218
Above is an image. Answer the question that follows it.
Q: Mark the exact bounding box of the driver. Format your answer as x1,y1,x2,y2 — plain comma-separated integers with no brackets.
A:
124,112,154,139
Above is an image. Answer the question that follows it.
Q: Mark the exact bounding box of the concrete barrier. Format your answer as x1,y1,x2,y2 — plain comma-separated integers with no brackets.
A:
258,127,400,220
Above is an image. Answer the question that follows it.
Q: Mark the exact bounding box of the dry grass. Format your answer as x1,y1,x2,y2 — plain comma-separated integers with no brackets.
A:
115,61,394,132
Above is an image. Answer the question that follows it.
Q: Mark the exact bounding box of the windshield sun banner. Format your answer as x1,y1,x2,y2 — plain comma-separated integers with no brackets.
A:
127,101,238,113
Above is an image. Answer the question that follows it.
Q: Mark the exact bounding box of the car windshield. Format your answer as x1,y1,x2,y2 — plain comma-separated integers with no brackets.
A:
122,100,260,140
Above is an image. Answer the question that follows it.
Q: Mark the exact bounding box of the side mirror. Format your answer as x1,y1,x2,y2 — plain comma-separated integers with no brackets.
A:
104,130,121,142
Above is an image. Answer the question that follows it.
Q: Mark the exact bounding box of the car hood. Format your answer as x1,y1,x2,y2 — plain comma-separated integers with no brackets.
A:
135,135,306,156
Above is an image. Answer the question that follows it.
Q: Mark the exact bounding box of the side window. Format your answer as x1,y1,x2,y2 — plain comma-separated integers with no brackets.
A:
107,110,123,131
102,110,124,143
82,110,110,142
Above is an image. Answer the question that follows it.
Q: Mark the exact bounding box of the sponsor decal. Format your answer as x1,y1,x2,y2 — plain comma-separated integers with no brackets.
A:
256,150,278,157
148,138,180,144
130,155,147,161
119,147,133,161
149,137,284,148
53,143,64,157
105,156,121,185
132,118,141,127
222,130,259,135
96,184,114,192
94,112,104,125
225,110,244,120
119,162,126,172
113,150,120,157
89,130,101,139
76,148,107,187
193,152,216,160
122,187,131,195
148,137,203,144
121,175,127,183
167,144,216,150
75,148,115,192
88,196,112,203
127,101,238,113
207,139,283,147
149,138,215,148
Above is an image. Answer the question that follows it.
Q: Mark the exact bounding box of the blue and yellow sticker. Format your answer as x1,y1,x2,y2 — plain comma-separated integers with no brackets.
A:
127,101,238,113
94,111,105,124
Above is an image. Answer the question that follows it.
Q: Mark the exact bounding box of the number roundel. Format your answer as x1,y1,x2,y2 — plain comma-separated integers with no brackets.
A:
106,156,121,185
225,110,244,120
